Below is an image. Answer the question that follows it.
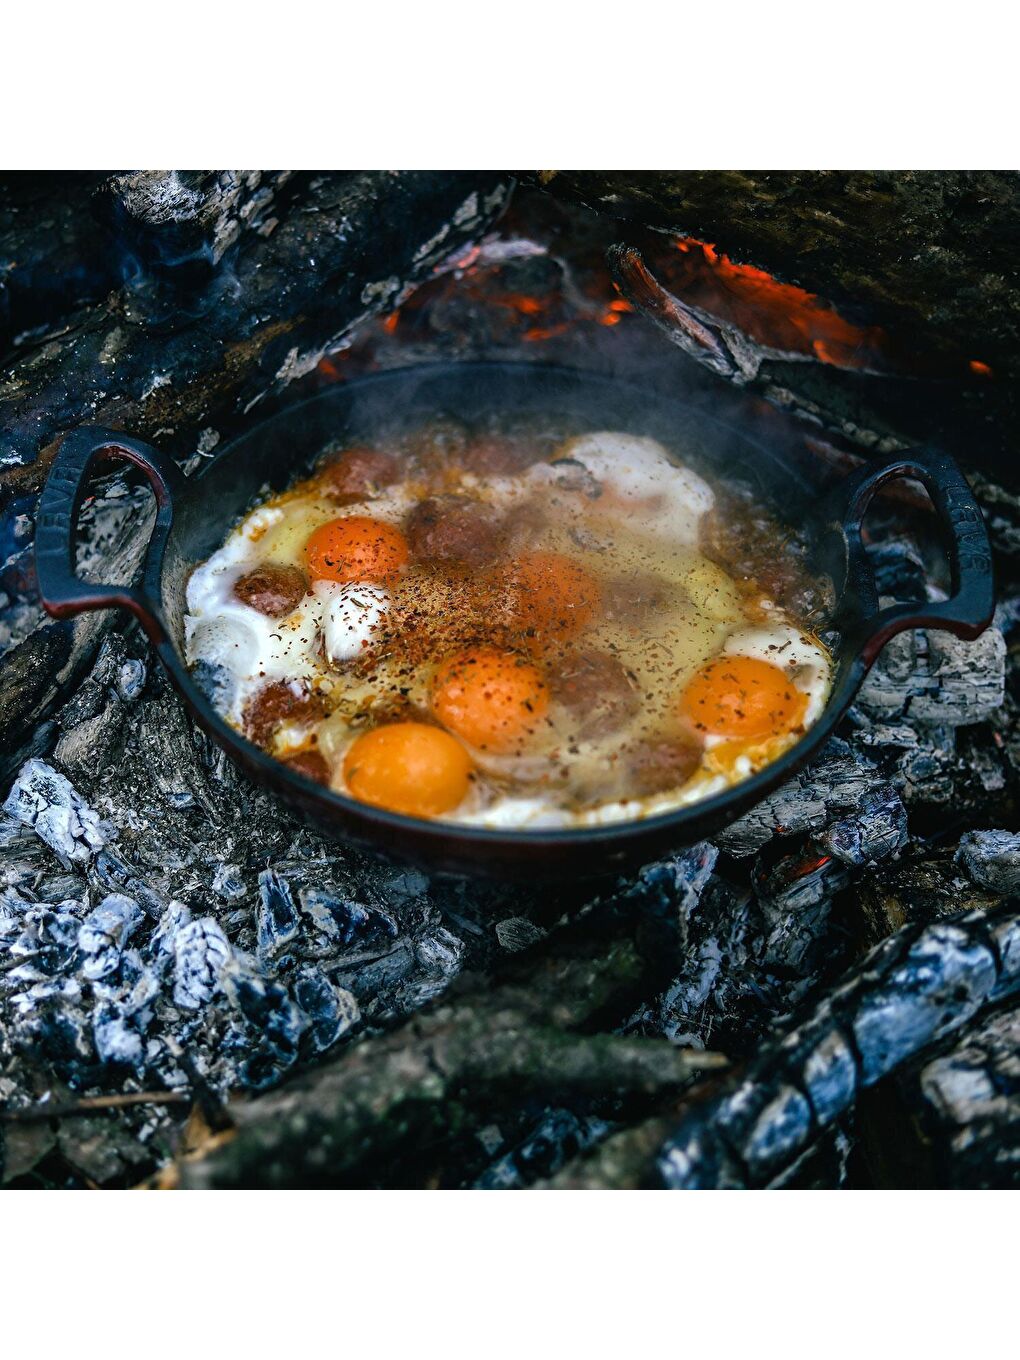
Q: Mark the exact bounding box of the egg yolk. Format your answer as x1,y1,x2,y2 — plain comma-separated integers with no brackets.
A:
343,722,471,817
430,648,550,751
678,655,807,740
504,550,601,643
306,516,408,584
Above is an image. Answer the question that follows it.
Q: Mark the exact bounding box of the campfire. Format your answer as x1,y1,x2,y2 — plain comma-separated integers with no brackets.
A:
0,171,1018,1189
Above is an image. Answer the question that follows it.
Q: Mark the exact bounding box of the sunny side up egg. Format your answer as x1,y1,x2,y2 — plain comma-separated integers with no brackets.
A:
184,430,832,828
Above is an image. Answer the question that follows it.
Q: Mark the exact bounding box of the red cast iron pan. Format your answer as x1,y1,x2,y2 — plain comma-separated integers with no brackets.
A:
34,362,994,880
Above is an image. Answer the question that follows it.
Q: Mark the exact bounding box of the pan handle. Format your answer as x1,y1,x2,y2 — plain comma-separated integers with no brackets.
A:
34,427,185,646
835,445,994,664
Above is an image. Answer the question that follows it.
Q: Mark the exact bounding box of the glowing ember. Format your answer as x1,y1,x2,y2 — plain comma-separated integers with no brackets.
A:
658,239,994,380
669,238,890,371
599,298,634,327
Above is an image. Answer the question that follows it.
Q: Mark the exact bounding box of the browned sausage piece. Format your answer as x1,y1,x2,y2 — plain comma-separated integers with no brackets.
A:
405,495,505,567
243,681,326,750
233,563,308,617
551,649,640,738
280,748,332,785
319,447,399,501
626,735,703,796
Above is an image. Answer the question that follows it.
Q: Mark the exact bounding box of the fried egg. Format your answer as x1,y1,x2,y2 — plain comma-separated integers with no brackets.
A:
185,499,400,723
185,428,831,828
543,432,716,544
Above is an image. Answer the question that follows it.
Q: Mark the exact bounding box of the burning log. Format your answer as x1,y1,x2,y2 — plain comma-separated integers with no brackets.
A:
540,171,1018,388
539,173,1020,507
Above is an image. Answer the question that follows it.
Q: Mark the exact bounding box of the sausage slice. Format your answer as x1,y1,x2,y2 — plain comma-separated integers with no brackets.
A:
233,563,308,617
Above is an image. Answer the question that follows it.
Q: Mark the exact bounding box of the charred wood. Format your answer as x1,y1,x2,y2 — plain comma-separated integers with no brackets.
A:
175,869,727,1189
651,906,1019,1188
540,173,1020,494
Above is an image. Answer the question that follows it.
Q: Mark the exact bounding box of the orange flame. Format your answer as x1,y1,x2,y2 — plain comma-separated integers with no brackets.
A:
670,238,888,370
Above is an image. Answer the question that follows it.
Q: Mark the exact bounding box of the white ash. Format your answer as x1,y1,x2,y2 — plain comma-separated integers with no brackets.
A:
3,759,108,865
173,918,231,1009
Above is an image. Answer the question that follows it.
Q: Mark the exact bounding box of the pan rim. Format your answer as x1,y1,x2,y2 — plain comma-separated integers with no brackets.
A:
165,359,853,852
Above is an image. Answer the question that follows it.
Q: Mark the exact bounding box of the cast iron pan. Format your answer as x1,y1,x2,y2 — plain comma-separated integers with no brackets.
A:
34,362,994,880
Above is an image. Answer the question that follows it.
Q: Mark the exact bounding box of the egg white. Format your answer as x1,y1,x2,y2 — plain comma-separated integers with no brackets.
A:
316,582,392,665
463,432,715,549
540,432,715,545
185,499,395,723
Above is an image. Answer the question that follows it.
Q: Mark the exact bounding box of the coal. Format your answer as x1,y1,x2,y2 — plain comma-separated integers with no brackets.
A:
955,830,1020,894
716,740,873,859
292,967,359,1056
3,759,107,865
256,870,300,960
818,786,909,867
221,962,310,1091
77,895,144,981
475,1109,612,1189
173,918,231,1010
858,626,1006,726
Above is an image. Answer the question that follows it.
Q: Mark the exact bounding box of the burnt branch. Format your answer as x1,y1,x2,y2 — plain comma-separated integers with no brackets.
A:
174,870,727,1189
650,905,1020,1188
607,244,753,382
